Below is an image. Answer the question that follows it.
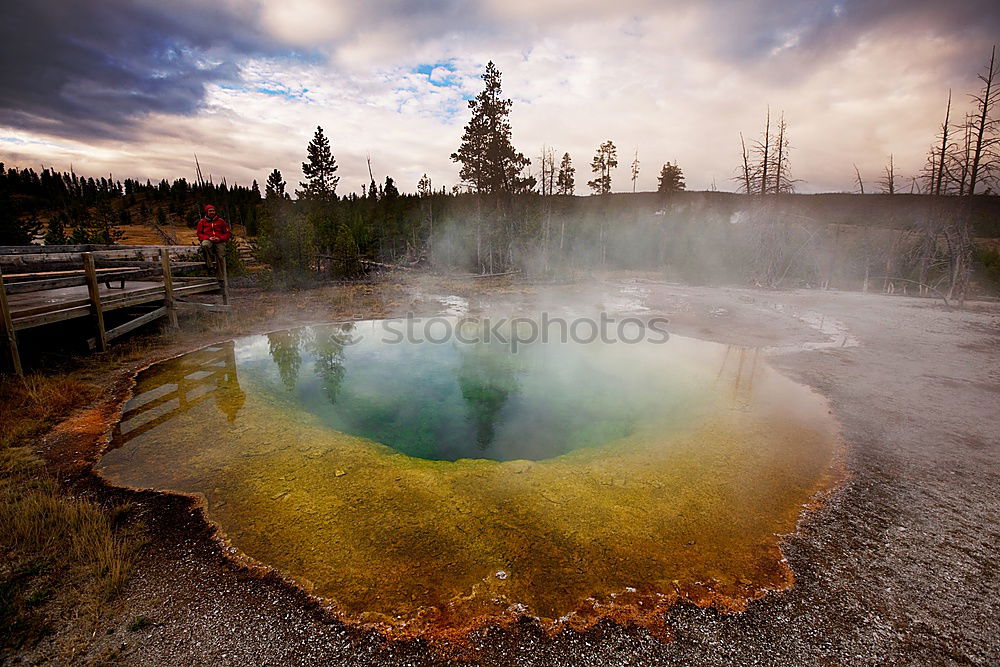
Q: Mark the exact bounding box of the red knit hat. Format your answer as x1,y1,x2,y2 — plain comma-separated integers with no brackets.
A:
205,204,216,211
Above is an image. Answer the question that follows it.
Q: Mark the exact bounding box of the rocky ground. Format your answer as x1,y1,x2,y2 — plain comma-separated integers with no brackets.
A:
11,274,1000,665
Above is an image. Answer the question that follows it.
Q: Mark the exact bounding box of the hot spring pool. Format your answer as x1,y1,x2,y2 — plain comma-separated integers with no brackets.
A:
96,318,841,639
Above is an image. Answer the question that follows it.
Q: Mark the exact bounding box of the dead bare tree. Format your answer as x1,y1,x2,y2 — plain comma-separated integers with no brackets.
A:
921,90,956,195
954,113,975,195
967,45,999,196
853,164,865,194
736,132,755,193
769,112,798,193
736,109,796,194
536,145,557,271
944,218,974,305
754,107,772,195
878,154,897,194
944,45,999,305
908,94,959,295
537,145,557,196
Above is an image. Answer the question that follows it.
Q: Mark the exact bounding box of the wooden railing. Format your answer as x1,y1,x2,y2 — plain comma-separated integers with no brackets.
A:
0,245,230,375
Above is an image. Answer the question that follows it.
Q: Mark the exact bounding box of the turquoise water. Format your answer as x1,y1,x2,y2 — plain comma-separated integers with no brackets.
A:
238,320,705,461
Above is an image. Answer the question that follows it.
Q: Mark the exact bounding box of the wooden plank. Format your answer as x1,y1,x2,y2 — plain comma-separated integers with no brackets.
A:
100,280,216,312
0,244,117,255
0,244,198,255
5,269,155,295
12,303,92,330
160,249,179,328
4,266,140,279
8,279,218,331
100,285,165,310
5,276,88,293
97,259,202,270
103,307,168,343
0,264,23,375
101,281,217,312
175,300,233,313
105,290,166,312
83,253,108,352
0,248,202,269
173,281,220,296
11,297,92,320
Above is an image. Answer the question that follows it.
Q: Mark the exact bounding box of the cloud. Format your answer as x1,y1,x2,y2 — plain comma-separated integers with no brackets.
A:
1,0,998,193
0,0,285,140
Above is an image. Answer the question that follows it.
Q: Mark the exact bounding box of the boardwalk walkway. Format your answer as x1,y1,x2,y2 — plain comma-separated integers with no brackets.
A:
0,244,230,375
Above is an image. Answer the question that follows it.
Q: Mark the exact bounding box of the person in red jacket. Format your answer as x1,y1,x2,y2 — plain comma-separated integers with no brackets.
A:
196,204,232,269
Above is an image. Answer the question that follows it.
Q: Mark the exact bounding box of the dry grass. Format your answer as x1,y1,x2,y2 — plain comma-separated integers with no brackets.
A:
0,374,98,449
0,480,142,602
0,373,144,655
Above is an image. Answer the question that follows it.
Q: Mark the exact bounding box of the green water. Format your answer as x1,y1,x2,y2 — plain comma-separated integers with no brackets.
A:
239,320,705,461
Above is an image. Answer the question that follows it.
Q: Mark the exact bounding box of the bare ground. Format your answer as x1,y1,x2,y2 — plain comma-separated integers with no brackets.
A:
9,274,1000,666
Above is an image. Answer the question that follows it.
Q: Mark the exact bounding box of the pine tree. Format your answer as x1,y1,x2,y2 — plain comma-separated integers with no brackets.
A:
265,168,287,199
556,153,575,195
656,162,686,194
630,149,640,192
450,62,531,194
297,126,339,201
0,189,39,245
45,212,69,245
417,173,432,197
383,176,400,199
118,205,133,226
332,223,361,277
587,140,618,195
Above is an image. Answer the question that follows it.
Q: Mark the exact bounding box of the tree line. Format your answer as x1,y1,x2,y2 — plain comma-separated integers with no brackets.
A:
0,162,263,245
1,52,997,300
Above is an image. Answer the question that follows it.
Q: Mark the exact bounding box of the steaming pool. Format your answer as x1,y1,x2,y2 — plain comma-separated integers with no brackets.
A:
96,318,841,639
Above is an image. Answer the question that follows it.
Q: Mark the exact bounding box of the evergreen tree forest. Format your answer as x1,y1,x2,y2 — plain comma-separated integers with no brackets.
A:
1,59,999,297
0,162,263,245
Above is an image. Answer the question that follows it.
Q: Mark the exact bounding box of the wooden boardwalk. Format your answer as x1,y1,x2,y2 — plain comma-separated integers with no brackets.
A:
0,244,231,375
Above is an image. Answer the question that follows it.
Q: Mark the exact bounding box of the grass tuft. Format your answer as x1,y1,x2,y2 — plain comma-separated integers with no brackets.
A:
0,373,145,656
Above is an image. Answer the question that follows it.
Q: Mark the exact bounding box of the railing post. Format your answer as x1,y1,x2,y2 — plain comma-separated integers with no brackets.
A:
218,244,230,306
0,264,23,376
83,252,108,352
160,248,179,329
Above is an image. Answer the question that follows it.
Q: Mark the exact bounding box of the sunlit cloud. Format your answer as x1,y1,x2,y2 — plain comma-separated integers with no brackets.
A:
1,0,997,193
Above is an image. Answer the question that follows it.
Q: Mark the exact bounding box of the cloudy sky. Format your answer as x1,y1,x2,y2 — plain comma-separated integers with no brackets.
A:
1,0,997,194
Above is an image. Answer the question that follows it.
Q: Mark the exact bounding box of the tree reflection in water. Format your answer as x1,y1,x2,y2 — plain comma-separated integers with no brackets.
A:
308,324,353,405
455,337,521,450
266,329,304,391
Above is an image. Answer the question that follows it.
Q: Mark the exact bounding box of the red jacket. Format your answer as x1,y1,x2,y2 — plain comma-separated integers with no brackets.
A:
196,216,232,242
